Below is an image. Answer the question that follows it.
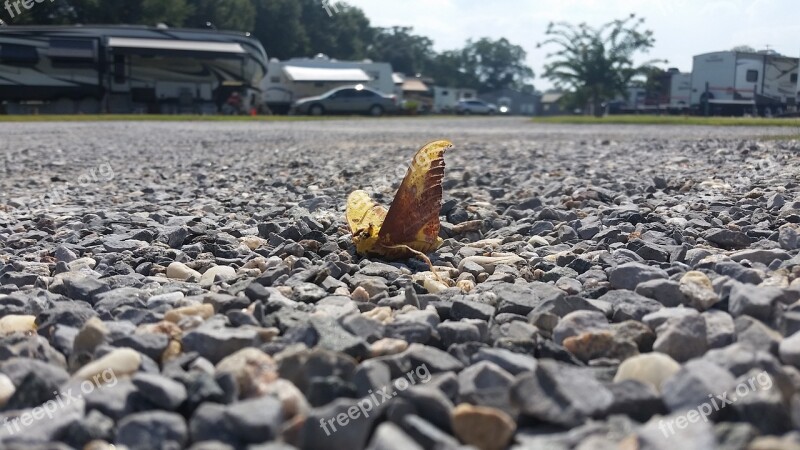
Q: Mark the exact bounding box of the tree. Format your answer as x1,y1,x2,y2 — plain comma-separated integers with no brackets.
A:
141,0,192,27
460,37,534,92
426,49,476,89
367,26,435,75
251,0,308,60
292,0,371,60
539,14,660,116
186,0,254,31
732,45,756,52
425,38,534,92
6,0,191,26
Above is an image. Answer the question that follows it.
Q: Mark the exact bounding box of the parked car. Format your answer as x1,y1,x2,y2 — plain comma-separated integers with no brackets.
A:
292,85,398,116
456,99,497,115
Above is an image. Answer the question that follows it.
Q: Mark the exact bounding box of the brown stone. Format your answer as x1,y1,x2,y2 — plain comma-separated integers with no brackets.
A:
216,347,279,398
563,330,638,362
452,403,515,450
164,303,214,324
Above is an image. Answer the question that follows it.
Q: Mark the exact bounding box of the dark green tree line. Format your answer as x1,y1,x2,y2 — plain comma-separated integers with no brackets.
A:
2,0,534,92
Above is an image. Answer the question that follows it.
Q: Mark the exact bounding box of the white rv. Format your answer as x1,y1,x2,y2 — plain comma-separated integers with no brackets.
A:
0,25,268,114
432,87,477,113
690,50,798,116
261,55,394,114
665,72,692,111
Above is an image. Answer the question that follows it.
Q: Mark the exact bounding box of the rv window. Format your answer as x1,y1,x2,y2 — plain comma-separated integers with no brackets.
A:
0,44,39,66
270,76,280,83
49,39,95,60
113,54,126,84
50,39,96,68
746,70,758,82
792,74,798,84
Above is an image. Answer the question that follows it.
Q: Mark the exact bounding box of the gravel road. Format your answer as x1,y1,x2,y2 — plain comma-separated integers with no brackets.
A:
1,117,800,450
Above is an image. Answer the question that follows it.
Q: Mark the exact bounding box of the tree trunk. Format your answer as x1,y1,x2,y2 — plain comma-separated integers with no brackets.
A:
592,90,603,118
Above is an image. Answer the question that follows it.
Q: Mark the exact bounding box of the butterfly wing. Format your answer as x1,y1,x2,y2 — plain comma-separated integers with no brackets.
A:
377,140,452,256
346,190,388,254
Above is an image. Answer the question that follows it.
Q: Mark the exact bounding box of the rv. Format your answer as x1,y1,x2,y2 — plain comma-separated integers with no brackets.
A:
262,55,394,114
690,50,798,116
665,72,692,112
0,25,268,114
432,87,477,114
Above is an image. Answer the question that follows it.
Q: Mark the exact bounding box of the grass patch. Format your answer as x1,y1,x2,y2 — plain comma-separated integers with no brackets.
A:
532,115,800,127
0,114,348,123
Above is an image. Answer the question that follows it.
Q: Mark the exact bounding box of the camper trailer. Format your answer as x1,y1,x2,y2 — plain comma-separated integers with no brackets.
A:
0,25,268,114
432,87,477,114
262,55,394,114
666,72,692,112
690,50,798,116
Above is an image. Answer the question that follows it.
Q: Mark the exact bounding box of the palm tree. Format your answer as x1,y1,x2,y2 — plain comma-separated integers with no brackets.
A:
538,15,662,116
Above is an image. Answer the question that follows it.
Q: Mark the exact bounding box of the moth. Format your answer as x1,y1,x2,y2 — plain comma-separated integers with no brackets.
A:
346,140,453,273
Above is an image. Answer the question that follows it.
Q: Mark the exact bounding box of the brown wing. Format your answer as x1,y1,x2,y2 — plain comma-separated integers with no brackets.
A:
378,140,453,249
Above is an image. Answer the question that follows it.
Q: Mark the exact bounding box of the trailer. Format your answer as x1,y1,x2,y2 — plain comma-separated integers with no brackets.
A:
664,71,692,112
262,55,394,114
690,50,798,116
432,87,477,113
0,25,268,114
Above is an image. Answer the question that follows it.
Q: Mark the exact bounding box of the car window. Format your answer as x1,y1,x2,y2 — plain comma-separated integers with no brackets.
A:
356,90,378,98
330,89,357,99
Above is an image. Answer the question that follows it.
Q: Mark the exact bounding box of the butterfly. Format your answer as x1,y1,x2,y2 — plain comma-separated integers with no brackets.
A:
346,140,453,274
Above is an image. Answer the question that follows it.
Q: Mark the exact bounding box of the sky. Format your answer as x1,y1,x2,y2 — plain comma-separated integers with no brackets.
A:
346,0,800,91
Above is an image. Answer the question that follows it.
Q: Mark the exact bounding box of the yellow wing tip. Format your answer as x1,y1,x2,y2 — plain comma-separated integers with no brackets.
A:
423,140,454,150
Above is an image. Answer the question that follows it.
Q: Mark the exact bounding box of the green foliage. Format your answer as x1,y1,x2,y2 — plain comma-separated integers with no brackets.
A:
539,15,660,116
2,0,534,93
297,0,371,60
367,26,435,75
251,0,308,60
426,50,474,89
460,38,534,92
186,0,255,31
425,38,534,93
141,0,193,27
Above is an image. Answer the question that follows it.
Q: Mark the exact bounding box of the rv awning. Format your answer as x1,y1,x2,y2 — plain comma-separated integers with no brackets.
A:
402,79,429,92
708,99,756,105
283,66,371,82
107,37,247,57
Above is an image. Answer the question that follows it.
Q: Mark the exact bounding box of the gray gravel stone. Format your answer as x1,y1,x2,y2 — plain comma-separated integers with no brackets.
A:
511,359,614,427
661,360,736,414
116,411,188,450
608,262,668,291
553,310,609,344
653,314,709,362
